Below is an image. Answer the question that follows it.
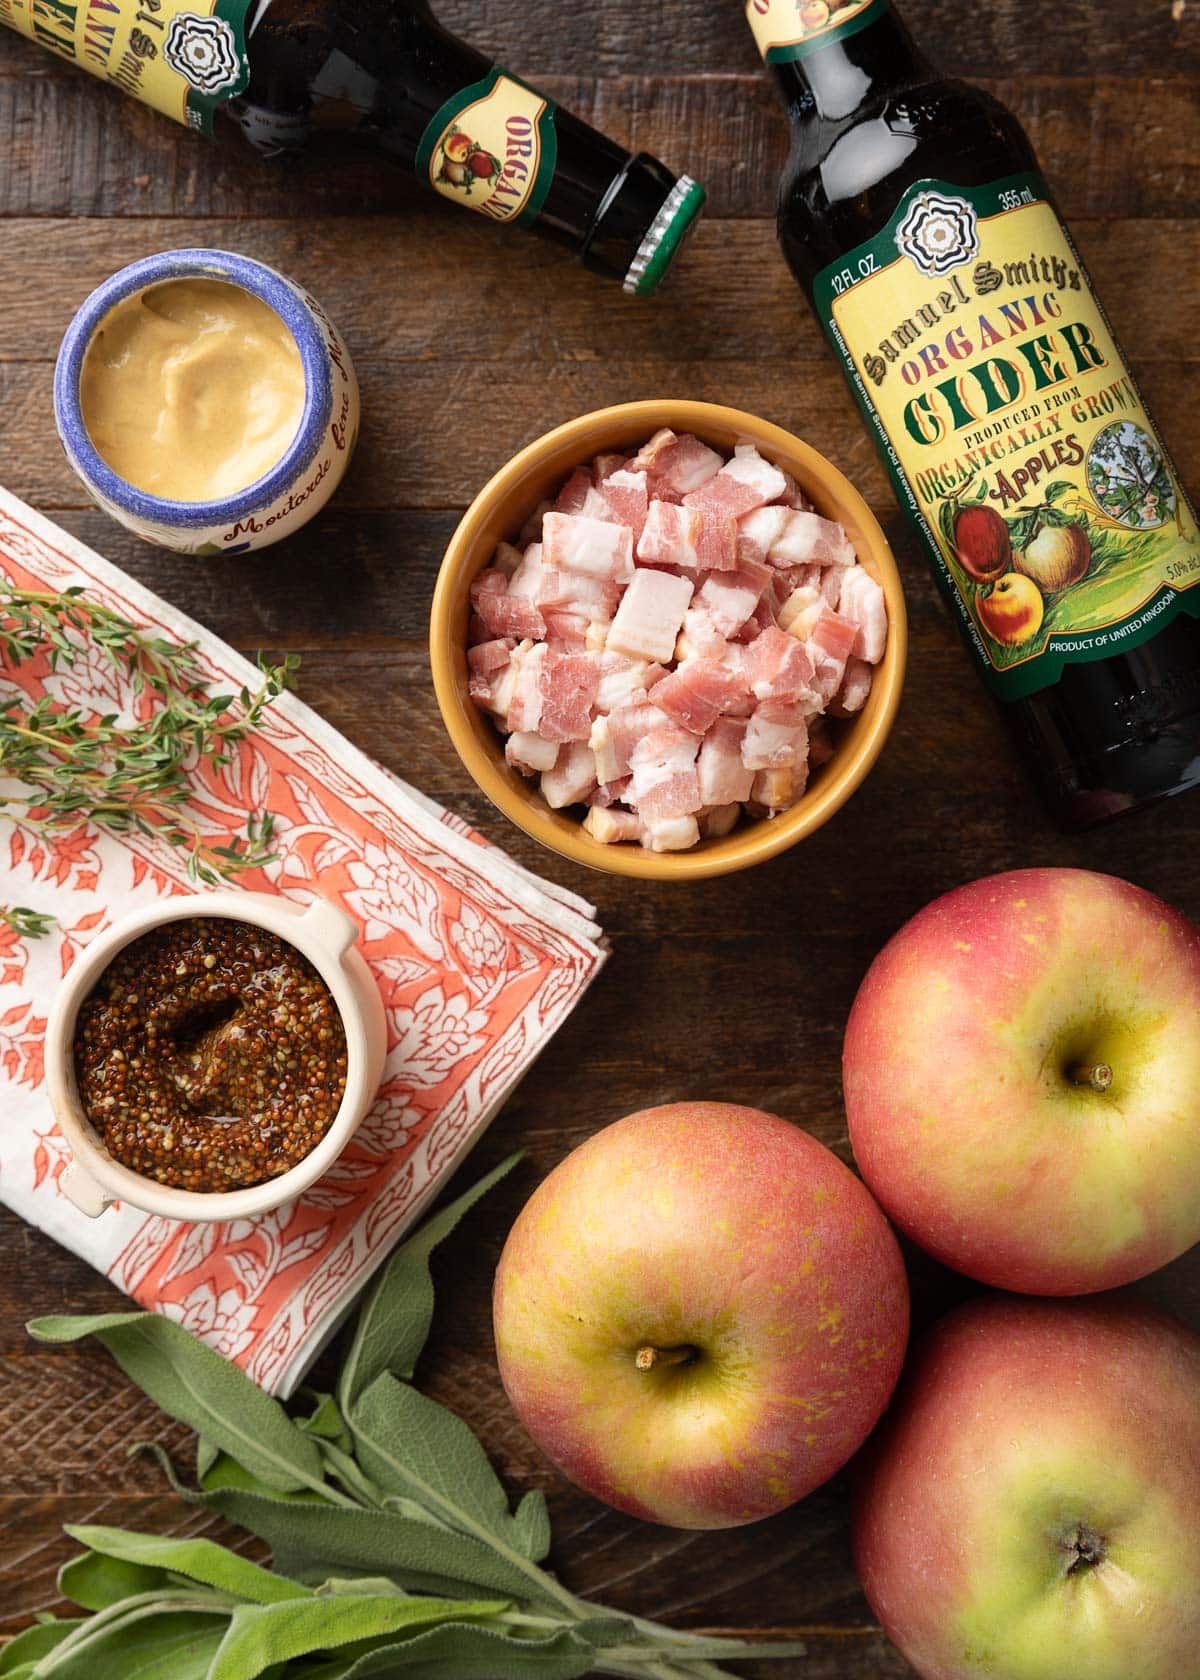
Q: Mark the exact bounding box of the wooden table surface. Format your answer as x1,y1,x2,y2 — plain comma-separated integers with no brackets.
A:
1,2,1198,1673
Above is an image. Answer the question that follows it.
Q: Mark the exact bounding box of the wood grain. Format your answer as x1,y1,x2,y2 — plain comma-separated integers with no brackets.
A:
1,0,1198,1674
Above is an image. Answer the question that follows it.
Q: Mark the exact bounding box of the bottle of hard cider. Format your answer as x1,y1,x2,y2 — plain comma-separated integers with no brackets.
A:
1,0,704,296
745,0,1200,827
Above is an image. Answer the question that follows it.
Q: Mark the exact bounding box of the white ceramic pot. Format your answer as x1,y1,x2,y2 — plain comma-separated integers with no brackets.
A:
45,892,387,1224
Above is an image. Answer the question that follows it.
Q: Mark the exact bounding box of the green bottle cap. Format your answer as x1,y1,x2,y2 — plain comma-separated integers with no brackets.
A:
623,177,707,297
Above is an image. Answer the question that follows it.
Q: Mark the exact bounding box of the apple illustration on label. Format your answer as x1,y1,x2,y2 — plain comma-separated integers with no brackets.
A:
1018,522,1091,592
492,1102,910,1529
844,867,1200,1294
853,1296,1200,1680
976,571,1043,644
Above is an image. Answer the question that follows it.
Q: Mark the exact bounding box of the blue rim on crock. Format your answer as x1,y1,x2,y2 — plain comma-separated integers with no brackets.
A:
54,248,334,531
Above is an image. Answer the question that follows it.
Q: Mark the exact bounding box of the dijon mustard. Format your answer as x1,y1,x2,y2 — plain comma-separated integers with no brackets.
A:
78,277,306,503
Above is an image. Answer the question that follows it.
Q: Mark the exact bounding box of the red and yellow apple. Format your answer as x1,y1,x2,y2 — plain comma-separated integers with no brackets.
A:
854,1295,1200,1680
977,572,1044,645
492,1101,909,1529
844,867,1200,1294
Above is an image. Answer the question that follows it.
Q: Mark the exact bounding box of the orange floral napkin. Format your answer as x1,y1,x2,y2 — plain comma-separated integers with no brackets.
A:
0,489,605,1394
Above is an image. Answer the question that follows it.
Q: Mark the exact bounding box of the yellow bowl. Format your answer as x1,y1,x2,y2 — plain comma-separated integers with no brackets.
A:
430,400,907,880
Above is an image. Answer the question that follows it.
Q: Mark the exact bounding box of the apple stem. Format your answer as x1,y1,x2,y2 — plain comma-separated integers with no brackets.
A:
1070,1062,1114,1093
635,1345,696,1372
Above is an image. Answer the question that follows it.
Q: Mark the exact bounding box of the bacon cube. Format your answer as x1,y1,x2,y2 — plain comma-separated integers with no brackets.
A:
644,814,702,852
471,571,547,641
699,803,742,839
536,652,601,743
600,469,650,540
742,702,809,772
629,725,702,822
649,433,724,496
584,806,644,844
831,656,875,717
543,512,634,581
541,740,599,810
737,505,790,565
506,731,559,774
653,658,749,736
607,568,694,663
697,719,755,805
809,609,859,698
836,566,889,663
637,500,704,569
769,509,856,567
743,627,818,705
695,560,772,638
467,637,516,675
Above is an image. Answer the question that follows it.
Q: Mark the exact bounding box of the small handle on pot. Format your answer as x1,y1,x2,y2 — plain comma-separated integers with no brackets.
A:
60,1160,114,1219
300,897,360,960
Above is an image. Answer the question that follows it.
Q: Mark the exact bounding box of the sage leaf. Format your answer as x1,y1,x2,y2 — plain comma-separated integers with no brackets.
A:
209,1595,507,1680
350,1374,549,1565
338,1154,522,1411
193,1485,546,1602
30,1605,228,1680
299,1394,355,1456
62,1526,310,1605
0,1619,85,1673
298,1621,597,1680
28,1315,323,1495
58,1550,165,1612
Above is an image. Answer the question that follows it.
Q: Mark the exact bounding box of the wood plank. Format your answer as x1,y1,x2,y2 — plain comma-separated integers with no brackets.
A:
0,60,1195,222
2,217,1197,367
1,355,1194,516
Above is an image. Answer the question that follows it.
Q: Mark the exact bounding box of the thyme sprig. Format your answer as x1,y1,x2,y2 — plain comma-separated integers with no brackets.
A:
0,584,299,889
0,904,56,940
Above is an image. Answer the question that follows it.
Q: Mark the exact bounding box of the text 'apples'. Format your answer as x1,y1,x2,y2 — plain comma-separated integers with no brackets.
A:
492,1101,909,1529
844,867,1200,1294
853,1295,1200,1680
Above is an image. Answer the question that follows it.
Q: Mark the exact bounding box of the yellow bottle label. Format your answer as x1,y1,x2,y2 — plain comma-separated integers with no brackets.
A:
0,0,252,131
815,174,1200,699
746,0,890,63
415,68,558,228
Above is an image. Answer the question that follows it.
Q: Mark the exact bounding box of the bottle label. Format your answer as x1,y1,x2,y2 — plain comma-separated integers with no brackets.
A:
746,0,891,64
414,68,558,228
814,172,1200,701
0,0,253,132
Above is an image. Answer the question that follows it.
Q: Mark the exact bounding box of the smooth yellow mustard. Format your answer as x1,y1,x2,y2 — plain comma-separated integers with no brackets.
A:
79,278,306,503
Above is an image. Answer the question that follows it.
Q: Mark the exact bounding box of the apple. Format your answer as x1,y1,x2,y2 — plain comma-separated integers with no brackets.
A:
844,867,1200,1294
1018,522,1091,592
976,572,1044,645
853,1295,1200,1680
492,1101,909,1529
953,504,1012,582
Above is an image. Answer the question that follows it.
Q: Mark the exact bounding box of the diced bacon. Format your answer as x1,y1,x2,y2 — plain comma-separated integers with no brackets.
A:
630,428,679,474
538,651,601,743
507,543,544,599
590,715,621,785
596,702,671,780
831,656,874,717
743,702,809,772
541,741,598,810
675,606,730,664
629,725,702,823
607,568,694,662
751,766,804,815
653,658,749,735
595,654,664,714
518,499,551,547
543,611,589,650
506,731,559,774
588,776,633,809
769,509,856,568
697,719,755,806
779,471,812,511
809,719,835,767
468,612,489,645
699,803,742,840
489,638,534,725
809,608,859,698
780,585,825,642
743,627,818,705
507,642,549,733
554,468,597,515
836,565,889,663
468,672,493,707
649,433,724,496
732,596,776,645
686,445,788,523
584,806,644,844
593,452,629,481
600,470,650,540
637,500,704,569
470,568,507,605
473,580,546,641
695,508,739,571
683,475,762,524
725,443,790,505
819,567,844,608
543,512,634,581
468,638,516,675
644,814,701,852
585,621,608,653
737,505,790,565
696,560,772,638
493,541,524,578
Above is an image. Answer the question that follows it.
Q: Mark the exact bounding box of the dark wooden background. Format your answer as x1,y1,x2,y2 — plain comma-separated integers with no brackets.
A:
1,2,1198,1672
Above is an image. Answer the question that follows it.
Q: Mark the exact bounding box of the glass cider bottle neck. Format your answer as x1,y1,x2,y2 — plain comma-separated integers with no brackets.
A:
770,6,931,123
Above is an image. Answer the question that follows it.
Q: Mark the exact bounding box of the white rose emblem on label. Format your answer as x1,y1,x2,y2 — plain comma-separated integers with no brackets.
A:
896,191,980,277
164,13,242,95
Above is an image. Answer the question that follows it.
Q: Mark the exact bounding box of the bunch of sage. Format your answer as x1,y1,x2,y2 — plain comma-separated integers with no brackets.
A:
18,1157,805,1679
